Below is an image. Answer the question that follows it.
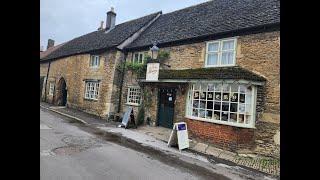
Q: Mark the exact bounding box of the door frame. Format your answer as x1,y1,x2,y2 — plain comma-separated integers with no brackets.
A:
156,86,177,128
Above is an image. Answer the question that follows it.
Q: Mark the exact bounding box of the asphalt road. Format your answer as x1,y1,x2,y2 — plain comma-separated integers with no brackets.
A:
40,108,273,180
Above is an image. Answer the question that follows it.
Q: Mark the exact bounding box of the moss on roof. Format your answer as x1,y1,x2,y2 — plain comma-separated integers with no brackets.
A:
139,66,266,82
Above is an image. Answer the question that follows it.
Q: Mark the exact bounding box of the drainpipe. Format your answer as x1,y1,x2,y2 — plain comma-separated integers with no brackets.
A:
44,61,51,102
117,51,128,113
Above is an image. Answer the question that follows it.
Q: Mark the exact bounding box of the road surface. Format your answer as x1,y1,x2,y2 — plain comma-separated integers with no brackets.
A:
40,108,273,180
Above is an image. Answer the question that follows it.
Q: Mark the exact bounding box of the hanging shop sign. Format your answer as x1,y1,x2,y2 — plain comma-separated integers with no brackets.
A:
168,122,189,151
146,63,159,81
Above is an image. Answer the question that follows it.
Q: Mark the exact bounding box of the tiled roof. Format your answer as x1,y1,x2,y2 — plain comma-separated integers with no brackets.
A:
139,66,266,82
40,43,65,61
127,0,280,49
42,11,161,61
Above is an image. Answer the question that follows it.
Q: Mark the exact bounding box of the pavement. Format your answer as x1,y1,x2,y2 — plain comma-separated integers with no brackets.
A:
41,109,224,180
40,102,279,178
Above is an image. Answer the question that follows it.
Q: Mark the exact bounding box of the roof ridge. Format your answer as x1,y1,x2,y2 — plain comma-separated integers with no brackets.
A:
161,0,212,16
115,11,162,27
55,11,163,46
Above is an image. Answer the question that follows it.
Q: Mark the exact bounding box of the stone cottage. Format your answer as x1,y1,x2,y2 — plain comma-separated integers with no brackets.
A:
40,39,65,100
40,8,162,119
40,0,280,157
119,0,280,157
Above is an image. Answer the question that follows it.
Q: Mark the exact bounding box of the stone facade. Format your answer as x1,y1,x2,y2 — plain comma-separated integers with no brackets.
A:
44,50,124,119
40,62,49,77
40,62,49,99
121,31,280,157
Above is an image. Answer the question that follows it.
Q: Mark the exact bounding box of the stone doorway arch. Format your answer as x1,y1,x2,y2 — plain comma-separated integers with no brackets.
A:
55,77,68,106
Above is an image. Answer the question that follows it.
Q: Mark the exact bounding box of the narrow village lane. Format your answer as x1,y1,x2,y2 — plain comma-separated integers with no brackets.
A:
40,108,274,180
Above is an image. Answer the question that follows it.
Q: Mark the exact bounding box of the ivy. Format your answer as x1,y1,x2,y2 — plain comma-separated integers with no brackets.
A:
157,50,170,61
125,62,147,76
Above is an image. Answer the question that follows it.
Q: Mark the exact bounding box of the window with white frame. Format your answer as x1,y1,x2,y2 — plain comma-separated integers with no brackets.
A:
84,81,100,100
49,83,54,95
90,55,100,68
205,38,236,67
126,86,141,105
132,52,145,64
186,82,256,128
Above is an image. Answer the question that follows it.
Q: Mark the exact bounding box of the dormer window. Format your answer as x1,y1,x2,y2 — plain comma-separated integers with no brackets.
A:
132,52,145,64
205,38,236,67
90,55,100,68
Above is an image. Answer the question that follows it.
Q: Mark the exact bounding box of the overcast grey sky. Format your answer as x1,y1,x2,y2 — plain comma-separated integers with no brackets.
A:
40,0,209,49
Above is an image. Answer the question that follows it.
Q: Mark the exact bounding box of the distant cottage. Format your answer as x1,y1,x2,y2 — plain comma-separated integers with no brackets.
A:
40,0,280,158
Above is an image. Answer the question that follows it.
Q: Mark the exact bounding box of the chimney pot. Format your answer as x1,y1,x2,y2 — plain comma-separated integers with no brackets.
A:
98,21,104,30
105,7,116,31
47,39,55,50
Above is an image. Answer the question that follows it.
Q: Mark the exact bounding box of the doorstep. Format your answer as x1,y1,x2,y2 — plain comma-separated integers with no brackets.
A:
135,125,280,177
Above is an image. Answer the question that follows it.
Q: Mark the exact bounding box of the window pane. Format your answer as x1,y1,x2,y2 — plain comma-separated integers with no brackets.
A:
96,57,100,66
222,40,234,50
213,111,221,120
222,93,229,101
206,110,213,119
238,114,245,123
134,54,139,63
231,84,239,92
215,84,222,91
199,109,206,118
192,109,198,117
214,102,221,110
207,101,213,110
90,56,94,66
221,112,228,121
193,100,199,108
208,42,219,52
214,92,221,101
230,93,238,102
193,84,200,90
200,92,206,100
245,94,252,104
208,84,214,91
239,104,245,113
239,85,246,93
193,91,200,99
230,113,237,122
207,92,213,100
139,54,143,63
239,94,246,103
230,103,237,112
245,115,251,124
245,104,252,114
222,84,229,92
207,53,218,65
222,102,229,111
200,101,206,109
221,52,234,65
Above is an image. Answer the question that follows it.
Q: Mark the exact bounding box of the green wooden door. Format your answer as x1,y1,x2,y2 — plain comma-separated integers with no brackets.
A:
158,88,176,129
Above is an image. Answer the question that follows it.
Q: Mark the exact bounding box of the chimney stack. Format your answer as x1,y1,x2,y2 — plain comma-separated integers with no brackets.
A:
47,39,55,50
98,21,104,31
105,7,116,31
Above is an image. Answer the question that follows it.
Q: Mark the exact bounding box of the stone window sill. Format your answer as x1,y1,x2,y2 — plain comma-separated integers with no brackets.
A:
185,115,256,129
83,98,98,102
125,103,140,107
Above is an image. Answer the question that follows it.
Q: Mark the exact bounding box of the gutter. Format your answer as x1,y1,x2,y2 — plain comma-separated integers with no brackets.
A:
44,61,51,101
117,52,128,113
